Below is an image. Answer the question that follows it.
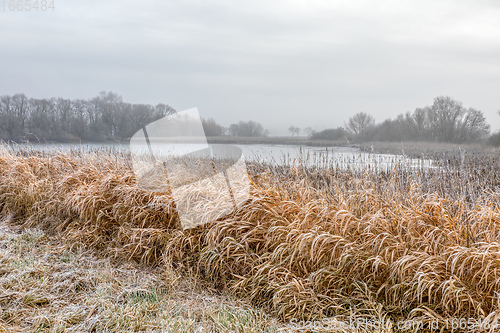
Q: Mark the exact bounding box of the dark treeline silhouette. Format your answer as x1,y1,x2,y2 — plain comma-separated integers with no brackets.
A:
2,93,496,145
0,92,175,142
310,96,494,144
201,118,269,137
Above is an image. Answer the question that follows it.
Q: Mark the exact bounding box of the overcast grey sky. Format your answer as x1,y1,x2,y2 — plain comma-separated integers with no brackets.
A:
1,0,499,134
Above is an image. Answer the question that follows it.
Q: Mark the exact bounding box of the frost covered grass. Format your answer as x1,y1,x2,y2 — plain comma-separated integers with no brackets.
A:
0,145,499,332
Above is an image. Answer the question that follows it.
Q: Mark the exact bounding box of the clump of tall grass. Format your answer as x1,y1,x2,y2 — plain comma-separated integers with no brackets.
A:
0,144,499,330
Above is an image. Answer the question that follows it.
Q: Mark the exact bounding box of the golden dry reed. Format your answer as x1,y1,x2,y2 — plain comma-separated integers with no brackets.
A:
0,145,499,329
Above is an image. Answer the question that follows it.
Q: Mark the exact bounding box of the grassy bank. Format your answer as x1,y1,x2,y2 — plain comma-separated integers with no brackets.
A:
0,146,499,332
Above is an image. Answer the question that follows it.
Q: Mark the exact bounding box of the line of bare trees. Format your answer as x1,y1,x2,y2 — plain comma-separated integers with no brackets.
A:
0,92,175,142
2,93,494,144
202,118,269,137
311,96,493,144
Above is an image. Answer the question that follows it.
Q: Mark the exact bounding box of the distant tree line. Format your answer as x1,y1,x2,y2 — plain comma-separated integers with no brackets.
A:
309,96,494,144
3,93,495,145
0,92,175,142
201,118,269,137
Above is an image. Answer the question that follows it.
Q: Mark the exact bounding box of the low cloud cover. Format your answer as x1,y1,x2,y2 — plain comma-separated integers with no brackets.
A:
1,0,499,134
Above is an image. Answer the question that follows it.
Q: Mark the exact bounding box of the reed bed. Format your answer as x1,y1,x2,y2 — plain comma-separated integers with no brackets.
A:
0,145,499,331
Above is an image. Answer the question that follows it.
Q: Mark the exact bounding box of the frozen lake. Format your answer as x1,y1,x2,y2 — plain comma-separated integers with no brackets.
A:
8,142,435,171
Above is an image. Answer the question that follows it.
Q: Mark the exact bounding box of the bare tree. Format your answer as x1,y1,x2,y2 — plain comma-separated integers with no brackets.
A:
11,94,28,134
425,96,489,143
288,125,300,136
425,96,465,142
456,108,490,142
397,108,429,141
228,123,239,136
345,112,375,135
0,95,22,141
